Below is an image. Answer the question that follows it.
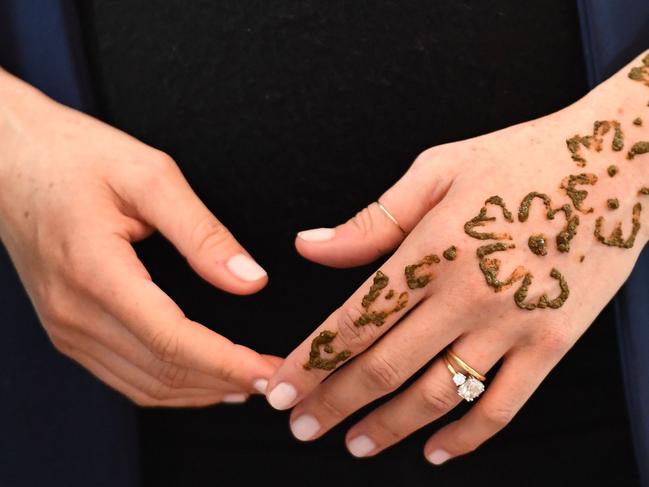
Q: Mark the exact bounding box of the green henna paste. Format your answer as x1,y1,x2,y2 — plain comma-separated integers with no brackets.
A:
608,165,619,177
628,54,649,86
560,173,598,214
556,215,580,253
476,243,526,292
528,234,548,256
405,254,440,289
607,198,620,210
303,330,352,371
463,196,514,240
566,121,624,166
514,268,570,311
627,141,649,160
594,202,642,249
633,117,643,126
639,187,649,195
442,246,457,261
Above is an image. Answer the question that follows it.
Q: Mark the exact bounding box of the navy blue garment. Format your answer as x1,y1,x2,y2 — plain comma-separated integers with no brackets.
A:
578,1,649,485
0,1,139,487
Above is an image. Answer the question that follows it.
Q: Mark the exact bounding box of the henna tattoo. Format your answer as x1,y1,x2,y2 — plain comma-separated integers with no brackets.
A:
580,255,585,263
566,121,624,166
464,195,513,240
627,141,649,160
607,198,620,210
528,234,548,256
560,173,598,213
442,245,458,261
628,54,649,86
594,202,642,248
556,214,580,253
639,187,649,195
514,268,570,310
384,289,395,300
633,117,643,126
608,165,619,177
476,243,527,292
405,254,440,289
304,330,352,371
518,192,579,253
355,271,409,327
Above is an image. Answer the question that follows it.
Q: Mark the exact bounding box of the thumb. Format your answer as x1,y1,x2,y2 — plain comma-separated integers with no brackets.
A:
295,149,456,267
124,153,268,295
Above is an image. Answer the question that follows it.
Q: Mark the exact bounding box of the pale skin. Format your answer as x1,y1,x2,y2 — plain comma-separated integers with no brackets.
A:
0,67,282,407
267,51,649,464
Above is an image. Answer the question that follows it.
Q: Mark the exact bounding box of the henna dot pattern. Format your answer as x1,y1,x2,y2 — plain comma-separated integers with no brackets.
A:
354,271,408,327
627,141,649,160
608,165,619,177
405,254,440,289
607,198,620,210
443,245,458,261
528,234,548,256
628,53,649,86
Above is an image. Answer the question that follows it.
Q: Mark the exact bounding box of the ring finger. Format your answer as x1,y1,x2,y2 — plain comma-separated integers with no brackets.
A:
343,335,508,458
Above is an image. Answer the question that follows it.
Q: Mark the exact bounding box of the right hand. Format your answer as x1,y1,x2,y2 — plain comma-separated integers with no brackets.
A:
0,68,280,406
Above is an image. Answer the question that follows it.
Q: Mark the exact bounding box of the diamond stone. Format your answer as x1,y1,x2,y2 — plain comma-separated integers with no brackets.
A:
452,373,467,386
457,376,485,402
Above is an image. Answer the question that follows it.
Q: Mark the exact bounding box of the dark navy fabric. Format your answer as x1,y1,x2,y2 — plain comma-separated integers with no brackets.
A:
0,1,138,486
578,1,649,485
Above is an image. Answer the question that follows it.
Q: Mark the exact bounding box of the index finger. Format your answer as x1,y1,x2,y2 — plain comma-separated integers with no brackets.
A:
266,219,453,409
81,233,277,391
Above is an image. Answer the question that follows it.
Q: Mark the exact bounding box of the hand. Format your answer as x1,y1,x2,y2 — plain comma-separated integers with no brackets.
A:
0,68,280,406
266,51,649,462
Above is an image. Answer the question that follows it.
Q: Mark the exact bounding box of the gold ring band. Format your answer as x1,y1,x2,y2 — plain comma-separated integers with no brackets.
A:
446,349,487,382
376,201,406,234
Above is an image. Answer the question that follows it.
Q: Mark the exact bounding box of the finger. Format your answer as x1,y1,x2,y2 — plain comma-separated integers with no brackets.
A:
84,235,278,392
63,311,250,394
423,347,555,465
65,344,231,407
295,149,456,267
287,294,462,441
267,217,452,410
119,152,267,295
343,334,508,457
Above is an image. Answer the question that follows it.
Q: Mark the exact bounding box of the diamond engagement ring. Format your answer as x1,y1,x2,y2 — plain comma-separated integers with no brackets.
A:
444,350,486,402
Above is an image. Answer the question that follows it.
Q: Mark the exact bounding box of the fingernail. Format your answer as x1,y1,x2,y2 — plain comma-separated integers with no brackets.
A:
290,414,321,441
253,379,269,394
347,435,376,458
223,393,248,404
226,254,267,282
427,449,451,465
297,228,335,242
267,382,297,410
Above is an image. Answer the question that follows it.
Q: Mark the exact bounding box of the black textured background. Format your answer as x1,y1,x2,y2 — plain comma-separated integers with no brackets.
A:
77,1,639,485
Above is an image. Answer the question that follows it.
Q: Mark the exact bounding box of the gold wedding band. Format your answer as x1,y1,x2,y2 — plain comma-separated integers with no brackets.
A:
446,349,487,382
444,349,486,402
376,200,406,234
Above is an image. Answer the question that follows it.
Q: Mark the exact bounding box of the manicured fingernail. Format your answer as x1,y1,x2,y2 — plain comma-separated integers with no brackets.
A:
226,254,267,282
290,414,321,441
223,393,248,404
253,379,269,394
427,449,451,465
267,382,297,410
297,228,335,242
347,435,376,458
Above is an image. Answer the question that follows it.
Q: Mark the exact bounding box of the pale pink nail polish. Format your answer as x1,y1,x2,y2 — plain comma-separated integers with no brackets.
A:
297,228,335,242
267,382,297,410
226,254,267,282
290,414,321,441
222,393,248,404
427,449,451,465
253,379,269,394
347,435,376,457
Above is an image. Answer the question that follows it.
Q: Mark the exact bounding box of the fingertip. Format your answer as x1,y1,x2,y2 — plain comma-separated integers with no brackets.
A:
294,226,380,268
190,252,269,296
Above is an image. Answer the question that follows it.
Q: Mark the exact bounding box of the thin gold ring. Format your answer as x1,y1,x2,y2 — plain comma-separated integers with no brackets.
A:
446,349,487,382
376,201,406,234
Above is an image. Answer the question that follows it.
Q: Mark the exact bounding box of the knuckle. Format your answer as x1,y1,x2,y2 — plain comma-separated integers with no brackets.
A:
149,329,183,364
418,380,458,415
317,391,347,421
479,403,515,428
154,361,190,389
190,213,232,253
359,353,403,393
336,303,380,351
136,151,179,190
349,207,378,238
537,325,572,353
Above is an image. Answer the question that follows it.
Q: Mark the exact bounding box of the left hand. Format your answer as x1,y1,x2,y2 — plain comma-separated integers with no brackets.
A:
265,51,649,464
